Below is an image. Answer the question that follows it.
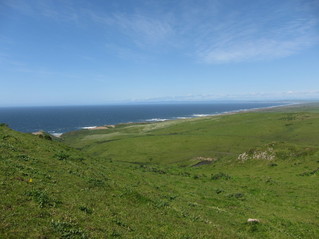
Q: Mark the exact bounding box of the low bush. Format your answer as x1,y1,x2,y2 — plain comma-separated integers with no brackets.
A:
211,172,231,180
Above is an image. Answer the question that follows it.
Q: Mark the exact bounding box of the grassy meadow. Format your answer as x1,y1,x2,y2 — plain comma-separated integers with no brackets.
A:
1,103,319,238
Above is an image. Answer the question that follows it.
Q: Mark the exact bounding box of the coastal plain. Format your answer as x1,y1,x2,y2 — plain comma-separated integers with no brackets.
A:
1,103,319,238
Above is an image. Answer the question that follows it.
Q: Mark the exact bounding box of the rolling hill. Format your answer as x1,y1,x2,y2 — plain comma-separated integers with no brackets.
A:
1,104,319,238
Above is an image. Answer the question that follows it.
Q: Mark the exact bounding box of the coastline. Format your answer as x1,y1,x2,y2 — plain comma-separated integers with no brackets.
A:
57,102,297,137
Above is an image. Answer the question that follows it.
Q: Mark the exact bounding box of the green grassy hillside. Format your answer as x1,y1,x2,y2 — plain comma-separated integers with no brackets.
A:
1,104,319,238
63,105,319,166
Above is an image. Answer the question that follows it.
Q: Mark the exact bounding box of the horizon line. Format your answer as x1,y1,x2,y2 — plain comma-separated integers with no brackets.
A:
0,99,318,108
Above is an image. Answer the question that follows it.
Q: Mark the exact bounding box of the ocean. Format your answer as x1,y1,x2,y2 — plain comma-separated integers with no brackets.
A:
0,102,287,136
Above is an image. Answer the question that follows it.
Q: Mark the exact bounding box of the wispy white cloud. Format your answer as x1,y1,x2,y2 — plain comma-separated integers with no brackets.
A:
2,0,80,23
88,11,174,48
2,0,34,15
188,1,319,64
198,34,316,64
118,14,173,46
2,0,319,64
104,43,150,63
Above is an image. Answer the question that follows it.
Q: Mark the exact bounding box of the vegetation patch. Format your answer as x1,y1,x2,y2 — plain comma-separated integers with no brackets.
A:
228,192,245,199
54,151,70,161
238,142,318,161
211,172,232,180
139,165,167,174
87,178,106,188
238,147,275,161
51,220,88,239
26,189,61,208
298,168,319,176
79,206,93,214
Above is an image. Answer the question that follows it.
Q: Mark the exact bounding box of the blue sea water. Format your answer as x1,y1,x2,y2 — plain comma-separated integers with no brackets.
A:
0,102,287,135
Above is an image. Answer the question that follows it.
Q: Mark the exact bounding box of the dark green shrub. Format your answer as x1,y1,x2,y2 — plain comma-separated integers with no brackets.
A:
211,172,231,180
51,220,88,239
228,193,245,199
26,189,61,208
54,151,70,160
215,189,224,194
87,178,105,188
298,168,319,176
154,200,169,208
268,163,278,167
193,174,200,179
38,133,52,140
79,206,93,214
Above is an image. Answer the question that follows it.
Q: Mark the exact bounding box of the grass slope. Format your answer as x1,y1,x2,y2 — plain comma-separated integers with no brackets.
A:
1,104,319,238
63,104,319,166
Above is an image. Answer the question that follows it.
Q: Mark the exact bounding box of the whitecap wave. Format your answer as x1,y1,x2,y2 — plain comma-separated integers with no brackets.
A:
192,114,211,117
51,133,63,137
176,117,191,119
146,118,168,122
81,126,97,129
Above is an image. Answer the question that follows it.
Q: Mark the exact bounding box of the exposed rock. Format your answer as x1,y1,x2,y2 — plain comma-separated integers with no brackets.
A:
90,126,108,130
32,131,52,140
238,148,275,161
195,157,217,162
247,218,260,223
192,157,217,167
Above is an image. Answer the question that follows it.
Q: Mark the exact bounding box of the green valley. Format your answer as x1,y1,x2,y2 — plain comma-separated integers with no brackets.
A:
1,103,319,238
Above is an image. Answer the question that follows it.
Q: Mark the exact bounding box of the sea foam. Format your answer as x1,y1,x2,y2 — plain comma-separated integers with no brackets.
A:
146,118,168,122
81,126,97,129
192,114,211,117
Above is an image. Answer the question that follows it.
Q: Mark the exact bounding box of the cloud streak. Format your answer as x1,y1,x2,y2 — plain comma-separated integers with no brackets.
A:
3,0,319,64
198,33,316,64
2,0,80,23
187,1,319,63
88,11,174,49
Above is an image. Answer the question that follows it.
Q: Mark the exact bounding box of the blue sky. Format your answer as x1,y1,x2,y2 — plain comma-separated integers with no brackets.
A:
0,0,319,106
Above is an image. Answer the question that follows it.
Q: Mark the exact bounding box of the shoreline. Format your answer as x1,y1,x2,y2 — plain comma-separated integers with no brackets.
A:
55,102,297,137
